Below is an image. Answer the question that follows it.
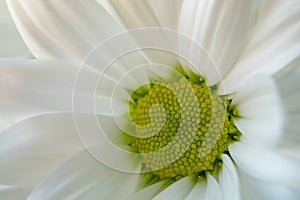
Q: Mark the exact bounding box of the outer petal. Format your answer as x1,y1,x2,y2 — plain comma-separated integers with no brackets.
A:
275,64,300,149
0,0,31,58
0,187,29,200
0,114,85,199
186,175,223,200
126,181,166,200
6,0,123,63
229,141,300,191
7,0,187,71
102,0,183,29
27,149,140,200
0,59,113,131
185,181,206,200
231,75,284,147
219,154,240,200
178,0,259,85
222,0,300,94
153,176,194,200
238,165,300,200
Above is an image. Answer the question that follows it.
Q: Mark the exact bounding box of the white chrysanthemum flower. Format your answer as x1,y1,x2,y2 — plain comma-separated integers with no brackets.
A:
1,0,300,200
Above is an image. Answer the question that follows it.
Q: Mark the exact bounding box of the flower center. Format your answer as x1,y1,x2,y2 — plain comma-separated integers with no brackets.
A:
129,69,240,181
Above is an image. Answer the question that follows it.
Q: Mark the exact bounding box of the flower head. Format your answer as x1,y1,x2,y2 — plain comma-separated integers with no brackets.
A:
1,0,300,199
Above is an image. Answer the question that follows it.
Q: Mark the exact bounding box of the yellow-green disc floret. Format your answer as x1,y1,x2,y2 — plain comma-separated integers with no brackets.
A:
129,70,240,181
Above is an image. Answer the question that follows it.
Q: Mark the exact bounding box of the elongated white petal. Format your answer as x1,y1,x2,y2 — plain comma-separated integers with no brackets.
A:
0,59,115,131
0,0,31,58
185,181,206,200
8,0,157,80
0,185,15,197
153,0,183,29
219,154,240,200
204,175,223,200
127,181,166,200
276,68,300,113
185,175,223,200
6,0,123,63
0,187,30,200
222,0,300,94
0,185,13,191
279,113,300,149
103,0,159,28
275,67,300,148
179,0,259,85
104,0,183,29
229,141,300,191
238,166,300,200
232,75,284,147
153,176,194,200
0,113,86,199
7,1,186,72
27,149,140,200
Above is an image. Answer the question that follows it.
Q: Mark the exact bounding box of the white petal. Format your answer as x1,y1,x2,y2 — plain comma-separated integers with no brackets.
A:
127,181,166,200
238,166,300,200
0,0,31,58
0,185,14,195
229,141,300,191
222,0,300,94
153,176,194,200
7,0,153,77
104,0,159,28
186,175,223,200
0,187,30,200
279,113,300,148
84,142,142,174
153,0,183,29
219,154,240,200
0,185,13,191
27,150,140,200
179,0,259,85
232,75,284,147
275,67,300,113
105,0,183,29
185,181,206,200
6,0,123,63
0,114,85,199
64,112,136,173
0,59,110,131
204,175,223,200
275,67,300,148
8,1,165,78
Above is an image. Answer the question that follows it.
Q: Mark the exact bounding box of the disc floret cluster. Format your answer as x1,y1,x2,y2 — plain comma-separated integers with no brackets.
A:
129,68,241,182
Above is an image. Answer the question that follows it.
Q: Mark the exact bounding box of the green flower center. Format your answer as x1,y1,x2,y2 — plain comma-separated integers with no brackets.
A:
129,69,240,181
